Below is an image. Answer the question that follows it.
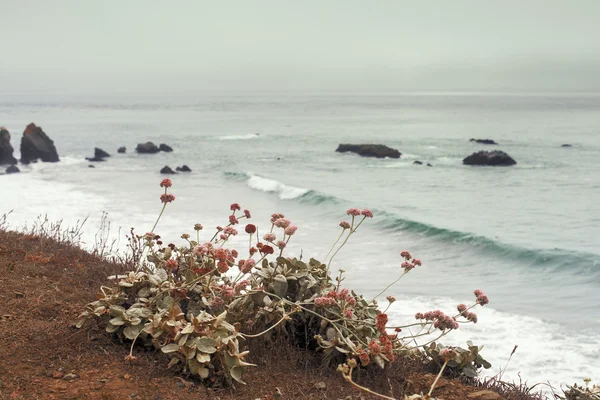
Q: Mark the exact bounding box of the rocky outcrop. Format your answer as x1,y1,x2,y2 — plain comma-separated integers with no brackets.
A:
561,144,572,147
413,160,423,165
463,150,516,166
6,165,20,174
136,142,160,154
86,147,110,162
160,166,176,174
117,146,126,153
336,144,401,159
176,165,191,172
470,138,498,145
159,143,173,152
20,123,60,164
0,127,18,165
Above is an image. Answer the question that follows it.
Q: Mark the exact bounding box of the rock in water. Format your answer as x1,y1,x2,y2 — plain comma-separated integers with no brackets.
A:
0,127,18,165
20,123,60,164
136,142,160,154
561,144,572,147
336,144,401,159
86,147,111,162
413,160,423,165
117,146,126,153
160,166,176,174
463,150,516,166
6,165,20,174
469,138,498,145
159,143,173,152
95,148,110,158
175,165,191,172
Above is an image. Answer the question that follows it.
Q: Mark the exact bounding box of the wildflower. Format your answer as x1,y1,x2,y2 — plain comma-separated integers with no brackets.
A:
284,225,298,236
181,233,190,239
249,247,258,256
221,285,235,300
345,295,357,307
400,250,411,260
457,304,467,314
234,280,250,293
230,203,241,211
231,249,238,258
274,218,291,228
386,296,396,303
346,208,361,216
474,289,489,306
465,311,478,323
194,223,203,231
159,178,172,188
210,296,224,308
270,213,285,223
241,258,255,273
339,221,351,230
339,288,349,298
395,327,402,332
229,215,239,225
244,209,251,218
361,209,374,218
344,309,353,319
376,313,388,333
401,261,415,271
160,193,175,203
314,297,336,307
357,348,370,366
263,233,276,242
260,245,274,255
368,340,381,356
439,347,458,361
415,312,425,320
223,226,238,236
412,258,422,266
276,240,286,250
217,260,229,273
245,224,257,234
168,243,176,250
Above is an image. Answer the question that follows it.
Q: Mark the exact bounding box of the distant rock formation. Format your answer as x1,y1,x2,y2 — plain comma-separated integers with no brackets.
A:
561,144,572,147
86,147,110,162
159,143,173,152
426,163,433,167
176,165,191,172
88,165,95,168
463,150,516,166
117,146,126,153
0,127,18,165
20,123,60,164
336,144,401,159
160,166,176,174
136,142,160,154
470,138,498,145
6,165,20,174
413,160,423,165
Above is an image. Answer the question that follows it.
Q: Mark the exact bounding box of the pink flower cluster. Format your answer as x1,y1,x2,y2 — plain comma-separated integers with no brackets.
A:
346,208,374,218
474,289,489,306
314,297,336,307
339,221,351,230
160,193,175,204
238,258,256,274
415,310,459,331
263,233,276,242
399,250,422,271
221,285,235,300
159,178,172,188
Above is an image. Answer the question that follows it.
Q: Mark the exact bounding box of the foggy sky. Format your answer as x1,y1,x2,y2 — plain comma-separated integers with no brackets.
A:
1,0,600,95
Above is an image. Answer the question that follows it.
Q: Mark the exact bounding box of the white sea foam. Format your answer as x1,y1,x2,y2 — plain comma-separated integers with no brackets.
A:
246,174,308,200
219,133,261,140
388,296,600,391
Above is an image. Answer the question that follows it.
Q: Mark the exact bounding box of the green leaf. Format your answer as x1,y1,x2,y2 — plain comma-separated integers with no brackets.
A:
123,324,143,340
161,343,180,353
230,366,246,384
106,323,120,333
196,337,217,354
196,352,211,363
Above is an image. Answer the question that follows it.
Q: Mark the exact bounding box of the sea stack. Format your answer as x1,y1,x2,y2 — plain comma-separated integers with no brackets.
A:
20,123,60,164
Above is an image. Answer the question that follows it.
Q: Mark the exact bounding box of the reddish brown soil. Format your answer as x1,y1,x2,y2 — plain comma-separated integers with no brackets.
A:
0,230,538,400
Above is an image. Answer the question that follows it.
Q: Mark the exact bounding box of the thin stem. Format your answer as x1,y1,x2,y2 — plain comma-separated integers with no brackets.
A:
371,270,407,300
342,367,397,400
325,229,346,262
428,359,449,396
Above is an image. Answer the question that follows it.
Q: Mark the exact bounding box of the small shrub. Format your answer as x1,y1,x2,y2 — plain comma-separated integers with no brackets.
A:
76,179,491,390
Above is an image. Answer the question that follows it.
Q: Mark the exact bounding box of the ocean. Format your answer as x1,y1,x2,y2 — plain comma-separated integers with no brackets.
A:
1,93,599,388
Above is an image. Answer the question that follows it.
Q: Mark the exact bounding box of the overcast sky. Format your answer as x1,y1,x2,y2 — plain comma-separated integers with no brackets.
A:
1,0,599,94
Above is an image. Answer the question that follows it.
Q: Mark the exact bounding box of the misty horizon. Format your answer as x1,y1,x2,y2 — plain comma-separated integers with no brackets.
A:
2,0,600,96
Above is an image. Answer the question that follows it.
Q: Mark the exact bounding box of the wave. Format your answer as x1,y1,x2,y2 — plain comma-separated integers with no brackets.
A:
224,171,600,275
218,133,261,141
